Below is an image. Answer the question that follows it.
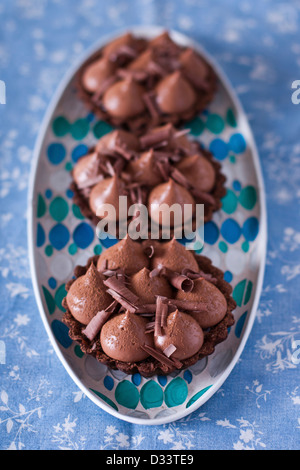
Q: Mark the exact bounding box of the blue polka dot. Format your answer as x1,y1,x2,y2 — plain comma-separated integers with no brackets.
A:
73,222,94,249
232,180,241,192
224,271,233,283
47,143,66,165
36,223,45,247
45,189,52,199
71,144,89,163
132,373,142,386
48,277,57,289
242,217,259,241
86,113,95,123
221,219,241,244
229,133,246,154
51,320,72,348
49,223,70,250
204,221,219,245
209,138,229,160
66,188,74,198
235,311,248,338
157,375,167,387
100,235,119,249
183,370,193,384
104,376,114,391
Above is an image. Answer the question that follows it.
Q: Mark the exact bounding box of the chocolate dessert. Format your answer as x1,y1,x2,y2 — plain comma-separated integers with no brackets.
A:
70,124,226,236
77,31,217,134
62,238,236,377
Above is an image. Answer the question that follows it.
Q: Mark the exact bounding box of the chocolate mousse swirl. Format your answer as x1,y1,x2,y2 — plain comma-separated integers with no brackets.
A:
62,239,235,377
77,31,217,134
70,124,226,237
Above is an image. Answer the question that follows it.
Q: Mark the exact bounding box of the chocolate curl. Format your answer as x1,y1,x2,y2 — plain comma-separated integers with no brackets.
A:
156,159,171,181
182,268,217,284
135,304,156,314
141,344,182,369
113,144,134,161
106,289,137,313
163,344,177,358
170,167,190,189
160,267,194,293
154,296,168,336
143,244,154,259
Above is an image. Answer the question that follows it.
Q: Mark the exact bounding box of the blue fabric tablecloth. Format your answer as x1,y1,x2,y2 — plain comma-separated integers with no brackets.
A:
0,0,300,450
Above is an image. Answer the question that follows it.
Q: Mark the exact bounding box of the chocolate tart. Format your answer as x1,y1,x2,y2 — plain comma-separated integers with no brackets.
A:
62,238,235,377
76,31,217,135
70,124,226,236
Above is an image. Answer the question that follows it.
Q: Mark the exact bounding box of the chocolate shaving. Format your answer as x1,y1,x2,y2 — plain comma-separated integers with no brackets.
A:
163,343,177,358
154,296,168,336
143,92,160,120
182,268,217,284
141,344,182,369
82,309,113,341
77,174,104,190
109,45,138,62
106,289,137,313
103,276,139,305
190,187,216,205
139,127,171,149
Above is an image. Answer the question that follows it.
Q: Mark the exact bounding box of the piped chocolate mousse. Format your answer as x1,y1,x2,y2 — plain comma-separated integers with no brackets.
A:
77,31,217,134
70,124,226,234
62,239,236,376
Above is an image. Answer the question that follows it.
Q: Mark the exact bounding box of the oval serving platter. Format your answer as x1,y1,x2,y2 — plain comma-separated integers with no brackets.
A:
28,26,267,425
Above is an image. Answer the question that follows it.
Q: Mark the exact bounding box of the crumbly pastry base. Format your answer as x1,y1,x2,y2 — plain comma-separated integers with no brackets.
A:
62,253,236,377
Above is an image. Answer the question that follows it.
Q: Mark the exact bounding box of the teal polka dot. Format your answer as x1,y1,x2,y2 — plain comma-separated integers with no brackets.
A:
205,114,225,134
68,243,77,255
49,196,69,222
164,377,188,407
42,286,55,315
115,381,139,409
90,388,118,411
45,245,53,257
47,143,66,165
226,109,237,128
71,118,90,140
36,223,45,247
54,284,67,312
93,121,114,139
242,240,250,252
37,194,46,218
52,116,70,137
72,204,84,220
218,241,228,253
74,345,84,358
221,189,238,214
185,116,205,135
239,186,257,210
140,381,163,409
186,385,212,408
93,244,102,255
